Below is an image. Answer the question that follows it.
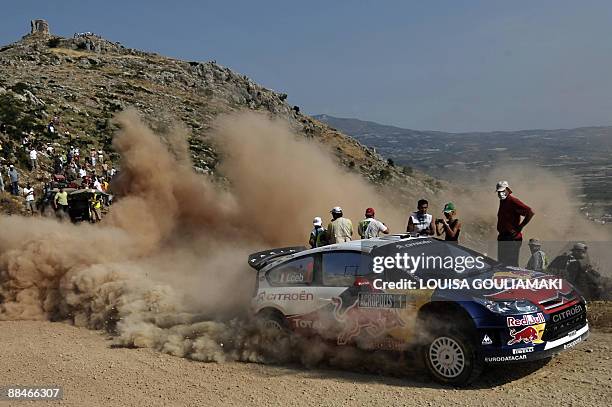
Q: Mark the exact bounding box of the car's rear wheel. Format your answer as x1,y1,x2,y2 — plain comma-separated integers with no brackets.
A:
422,327,484,386
255,309,288,335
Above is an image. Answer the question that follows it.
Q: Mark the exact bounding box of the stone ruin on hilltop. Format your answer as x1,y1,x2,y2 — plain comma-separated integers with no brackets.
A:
30,19,50,36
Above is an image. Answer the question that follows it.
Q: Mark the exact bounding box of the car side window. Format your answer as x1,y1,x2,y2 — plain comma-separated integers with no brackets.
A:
322,252,371,286
267,256,314,285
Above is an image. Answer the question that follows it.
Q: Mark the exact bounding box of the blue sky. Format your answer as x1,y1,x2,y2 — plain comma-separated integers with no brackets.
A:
2,0,612,132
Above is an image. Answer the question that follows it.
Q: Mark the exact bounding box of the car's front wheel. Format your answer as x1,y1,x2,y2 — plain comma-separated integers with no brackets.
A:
423,331,483,386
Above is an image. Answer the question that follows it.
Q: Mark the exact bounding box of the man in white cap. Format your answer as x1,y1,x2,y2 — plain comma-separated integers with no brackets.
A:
496,180,534,266
309,217,328,248
526,238,548,272
327,206,353,244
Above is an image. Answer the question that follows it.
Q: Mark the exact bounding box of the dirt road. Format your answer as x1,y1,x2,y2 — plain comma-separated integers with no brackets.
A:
0,321,610,407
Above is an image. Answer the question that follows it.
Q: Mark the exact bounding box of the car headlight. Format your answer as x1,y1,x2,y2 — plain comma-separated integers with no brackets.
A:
474,298,539,314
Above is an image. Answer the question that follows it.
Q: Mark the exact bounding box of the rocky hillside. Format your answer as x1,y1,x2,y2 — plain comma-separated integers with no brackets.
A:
0,21,440,213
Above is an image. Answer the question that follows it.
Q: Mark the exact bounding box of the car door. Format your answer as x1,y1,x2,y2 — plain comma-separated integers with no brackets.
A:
257,255,322,330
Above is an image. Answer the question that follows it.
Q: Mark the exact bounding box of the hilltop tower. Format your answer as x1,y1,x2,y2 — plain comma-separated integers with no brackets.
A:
30,19,50,36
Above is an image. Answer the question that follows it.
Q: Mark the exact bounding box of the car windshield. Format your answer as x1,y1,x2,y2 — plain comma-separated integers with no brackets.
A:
373,239,496,282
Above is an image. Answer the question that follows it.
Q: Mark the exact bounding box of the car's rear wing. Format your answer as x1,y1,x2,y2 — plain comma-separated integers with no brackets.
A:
247,246,307,271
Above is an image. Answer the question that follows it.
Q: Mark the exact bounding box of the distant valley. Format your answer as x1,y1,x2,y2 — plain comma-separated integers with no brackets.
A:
314,115,612,223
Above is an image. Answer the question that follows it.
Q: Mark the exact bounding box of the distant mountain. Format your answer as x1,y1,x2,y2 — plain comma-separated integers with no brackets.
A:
314,115,612,218
0,21,445,214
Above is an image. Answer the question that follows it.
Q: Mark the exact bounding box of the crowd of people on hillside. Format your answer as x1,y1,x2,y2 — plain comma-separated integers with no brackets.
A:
0,116,116,222
307,180,605,300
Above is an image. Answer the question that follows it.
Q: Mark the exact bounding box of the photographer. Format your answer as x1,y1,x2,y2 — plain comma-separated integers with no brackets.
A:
435,202,461,242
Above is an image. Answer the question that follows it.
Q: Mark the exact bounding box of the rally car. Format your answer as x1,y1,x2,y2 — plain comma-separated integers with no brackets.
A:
248,234,589,386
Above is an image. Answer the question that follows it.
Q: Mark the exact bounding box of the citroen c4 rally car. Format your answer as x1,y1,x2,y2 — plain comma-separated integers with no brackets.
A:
248,235,590,386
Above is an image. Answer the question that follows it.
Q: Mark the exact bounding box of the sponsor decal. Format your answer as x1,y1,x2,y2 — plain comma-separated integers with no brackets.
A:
280,271,305,283
512,347,534,355
563,337,582,349
256,291,314,302
357,293,408,309
485,354,527,362
507,324,545,346
331,296,406,345
507,313,545,328
552,304,583,323
487,285,575,314
361,337,408,351
482,335,493,346
290,318,323,330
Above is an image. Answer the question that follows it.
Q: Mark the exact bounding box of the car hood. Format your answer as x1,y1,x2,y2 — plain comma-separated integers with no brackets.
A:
438,266,581,313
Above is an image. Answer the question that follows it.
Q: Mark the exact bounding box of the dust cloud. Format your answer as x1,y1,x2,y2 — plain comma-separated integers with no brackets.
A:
0,109,608,368
0,109,407,365
438,164,612,272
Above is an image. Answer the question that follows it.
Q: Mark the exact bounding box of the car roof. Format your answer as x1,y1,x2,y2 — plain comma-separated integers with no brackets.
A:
309,234,431,254
261,234,431,270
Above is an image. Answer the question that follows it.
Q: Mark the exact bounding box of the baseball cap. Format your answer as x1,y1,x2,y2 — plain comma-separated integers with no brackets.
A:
443,202,456,213
313,217,322,227
496,180,509,192
330,206,342,214
528,238,541,246
365,207,375,216
572,242,587,251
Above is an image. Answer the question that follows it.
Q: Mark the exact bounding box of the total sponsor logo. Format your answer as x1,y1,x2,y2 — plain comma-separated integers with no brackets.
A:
291,318,323,330
485,354,527,362
506,313,545,328
552,304,583,323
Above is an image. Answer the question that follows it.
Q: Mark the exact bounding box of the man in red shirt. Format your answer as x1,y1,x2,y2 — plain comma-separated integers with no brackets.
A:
496,181,534,267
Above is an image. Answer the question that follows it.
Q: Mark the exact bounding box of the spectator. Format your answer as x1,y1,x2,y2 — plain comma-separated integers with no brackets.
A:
78,166,87,178
327,206,353,243
29,147,38,170
97,149,104,163
8,165,19,195
435,202,462,242
309,217,328,248
93,177,103,192
565,243,603,300
407,199,434,236
526,238,548,272
90,149,97,167
54,187,69,215
53,155,63,174
23,182,35,215
0,167,4,192
89,194,103,223
496,180,534,267
358,207,389,239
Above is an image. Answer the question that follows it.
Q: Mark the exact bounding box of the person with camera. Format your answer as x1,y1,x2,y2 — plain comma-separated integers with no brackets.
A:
435,202,461,242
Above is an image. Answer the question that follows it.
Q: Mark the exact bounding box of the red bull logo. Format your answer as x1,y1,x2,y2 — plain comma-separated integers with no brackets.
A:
331,297,406,345
507,326,539,345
